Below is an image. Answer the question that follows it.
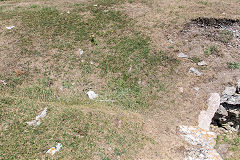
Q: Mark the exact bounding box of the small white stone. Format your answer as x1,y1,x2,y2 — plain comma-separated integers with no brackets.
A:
169,39,174,44
177,52,188,58
0,80,7,85
78,49,84,55
87,90,98,99
179,87,184,93
193,87,200,92
197,61,207,66
138,79,142,85
6,26,15,30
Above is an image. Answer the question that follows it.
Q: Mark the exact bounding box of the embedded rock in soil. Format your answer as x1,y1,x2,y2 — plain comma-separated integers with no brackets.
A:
178,52,188,58
189,67,202,77
198,93,220,131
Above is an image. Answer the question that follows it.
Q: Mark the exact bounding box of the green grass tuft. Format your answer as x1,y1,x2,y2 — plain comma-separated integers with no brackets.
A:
227,62,240,69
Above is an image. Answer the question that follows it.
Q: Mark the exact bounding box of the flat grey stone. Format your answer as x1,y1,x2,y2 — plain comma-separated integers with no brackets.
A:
220,95,231,103
217,105,228,116
222,86,236,96
226,95,240,105
194,87,200,92
237,79,240,94
189,67,202,76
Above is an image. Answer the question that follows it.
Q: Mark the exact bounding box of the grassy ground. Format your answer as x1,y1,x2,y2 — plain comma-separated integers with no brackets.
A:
0,0,176,110
0,0,171,159
1,0,240,159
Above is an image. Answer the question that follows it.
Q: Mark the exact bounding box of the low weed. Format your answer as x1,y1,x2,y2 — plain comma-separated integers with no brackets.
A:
198,1,208,5
190,56,201,63
227,62,240,69
204,45,218,57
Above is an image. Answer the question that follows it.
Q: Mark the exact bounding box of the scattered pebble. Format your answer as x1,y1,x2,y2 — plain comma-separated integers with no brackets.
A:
117,156,121,160
197,61,207,66
87,91,98,99
26,108,47,126
193,87,200,92
90,61,94,65
67,11,70,14
46,143,62,155
103,10,109,13
14,69,25,76
0,80,7,85
178,87,184,93
128,66,132,73
169,39,174,44
189,67,202,76
93,4,98,7
6,26,15,30
138,79,142,85
177,52,188,58
78,49,84,55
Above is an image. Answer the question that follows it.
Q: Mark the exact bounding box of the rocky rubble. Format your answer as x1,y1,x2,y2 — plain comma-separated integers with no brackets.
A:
179,93,222,160
212,83,240,132
179,82,240,160
179,125,222,160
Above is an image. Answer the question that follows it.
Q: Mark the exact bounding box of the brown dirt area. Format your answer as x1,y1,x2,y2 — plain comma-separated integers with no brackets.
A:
120,0,240,159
